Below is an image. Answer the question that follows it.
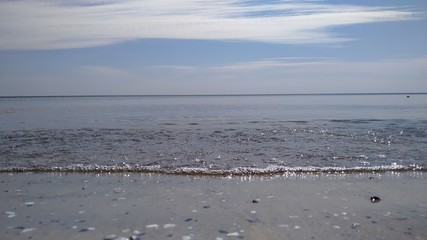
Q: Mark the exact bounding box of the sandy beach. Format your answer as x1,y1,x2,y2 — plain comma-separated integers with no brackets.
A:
1,172,426,240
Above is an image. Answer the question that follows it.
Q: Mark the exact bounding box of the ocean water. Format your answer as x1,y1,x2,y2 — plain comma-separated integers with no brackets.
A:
0,94,426,175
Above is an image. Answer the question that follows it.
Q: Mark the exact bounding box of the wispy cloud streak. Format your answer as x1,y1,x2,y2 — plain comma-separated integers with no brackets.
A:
149,57,427,80
0,0,417,50
142,57,427,93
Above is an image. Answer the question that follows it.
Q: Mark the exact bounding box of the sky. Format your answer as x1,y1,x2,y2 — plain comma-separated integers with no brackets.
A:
0,0,426,96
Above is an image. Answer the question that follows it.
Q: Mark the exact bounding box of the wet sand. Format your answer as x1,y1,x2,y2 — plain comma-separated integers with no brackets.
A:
1,172,426,240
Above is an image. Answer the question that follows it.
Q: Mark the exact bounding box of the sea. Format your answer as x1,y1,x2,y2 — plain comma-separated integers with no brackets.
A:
0,94,426,175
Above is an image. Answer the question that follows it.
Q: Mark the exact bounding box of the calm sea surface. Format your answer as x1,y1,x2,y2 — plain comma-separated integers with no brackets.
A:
1,94,426,174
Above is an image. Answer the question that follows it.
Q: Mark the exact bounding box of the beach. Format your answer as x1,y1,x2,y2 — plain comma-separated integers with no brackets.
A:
1,172,426,240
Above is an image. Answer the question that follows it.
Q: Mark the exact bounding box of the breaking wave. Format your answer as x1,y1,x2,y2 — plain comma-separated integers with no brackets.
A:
0,163,424,176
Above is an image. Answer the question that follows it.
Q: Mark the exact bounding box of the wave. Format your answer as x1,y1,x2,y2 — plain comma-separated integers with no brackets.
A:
0,163,424,176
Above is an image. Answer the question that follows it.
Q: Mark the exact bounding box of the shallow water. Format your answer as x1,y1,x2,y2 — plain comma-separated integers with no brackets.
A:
1,94,426,174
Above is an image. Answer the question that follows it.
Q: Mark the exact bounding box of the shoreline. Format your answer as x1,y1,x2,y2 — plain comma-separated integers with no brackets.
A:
1,172,426,240
0,164,424,176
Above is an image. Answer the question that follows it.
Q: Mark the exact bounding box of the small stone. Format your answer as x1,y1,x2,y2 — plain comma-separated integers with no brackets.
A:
24,202,35,207
351,222,360,229
116,237,128,240
163,224,176,229
226,232,239,237
247,216,260,223
21,228,35,233
80,227,95,232
146,224,159,229
370,196,381,203
104,234,117,240
5,211,16,218
252,199,260,203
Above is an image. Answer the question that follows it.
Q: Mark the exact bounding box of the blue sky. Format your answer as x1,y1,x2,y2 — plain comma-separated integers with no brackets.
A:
0,0,426,96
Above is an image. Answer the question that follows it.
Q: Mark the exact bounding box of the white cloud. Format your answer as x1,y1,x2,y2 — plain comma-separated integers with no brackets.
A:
0,0,416,50
142,57,427,93
170,57,427,78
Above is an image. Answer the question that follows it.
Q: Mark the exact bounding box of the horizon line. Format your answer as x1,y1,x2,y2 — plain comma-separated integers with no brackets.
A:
1,92,426,99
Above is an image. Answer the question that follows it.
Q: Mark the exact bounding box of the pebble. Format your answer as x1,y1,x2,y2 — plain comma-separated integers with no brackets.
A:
21,228,35,233
104,234,117,240
116,237,129,240
370,196,381,203
252,199,260,203
351,222,360,229
24,202,35,207
226,232,240,237
5,211,16,218
247,216,260,223
182,236,191,240
79,227,95,232
163,224,176,229
146,224,159,229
